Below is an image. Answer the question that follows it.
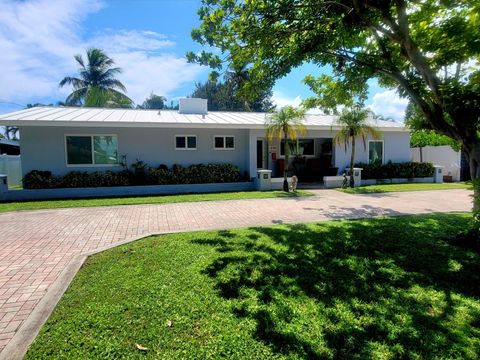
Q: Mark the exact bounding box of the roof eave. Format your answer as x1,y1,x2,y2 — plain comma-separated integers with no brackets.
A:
0,119,409,132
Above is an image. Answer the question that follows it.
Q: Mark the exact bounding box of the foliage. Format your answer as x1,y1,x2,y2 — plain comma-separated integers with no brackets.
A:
26,214,480,359
59,48,133,108
334,107,381,152
23,170,57,189
340,182,472,194
265,106,306,191
1,126,18,140
334,106,381,187
137,93,167,110
187,0,480,189
23,163,243,189
406,101,462,151
355,161,435,180
191,80,273,112
410,130,462,151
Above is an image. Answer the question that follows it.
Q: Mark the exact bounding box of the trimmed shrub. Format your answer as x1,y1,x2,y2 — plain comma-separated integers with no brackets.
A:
355,161,435,180
23,170,57,189
23,163,243,189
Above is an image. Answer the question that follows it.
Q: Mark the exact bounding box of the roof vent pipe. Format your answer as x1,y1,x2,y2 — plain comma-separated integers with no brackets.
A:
179,98,208,115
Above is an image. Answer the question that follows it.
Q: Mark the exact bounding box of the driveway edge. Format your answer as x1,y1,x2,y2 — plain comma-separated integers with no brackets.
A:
0,232,166,360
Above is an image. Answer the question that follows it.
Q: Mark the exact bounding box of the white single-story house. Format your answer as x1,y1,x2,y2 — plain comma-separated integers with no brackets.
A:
0,99,410,182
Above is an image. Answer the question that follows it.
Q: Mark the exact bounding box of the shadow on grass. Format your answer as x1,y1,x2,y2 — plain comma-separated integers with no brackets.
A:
192,214,480,358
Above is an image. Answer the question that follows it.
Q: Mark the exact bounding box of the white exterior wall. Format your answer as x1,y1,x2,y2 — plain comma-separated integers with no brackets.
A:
20,126,250,177
411,145,461,181
0,154,22,187
334,131,411,172
18,126,410,181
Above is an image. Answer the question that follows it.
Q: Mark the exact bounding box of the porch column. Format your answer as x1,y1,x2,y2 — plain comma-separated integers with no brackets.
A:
248,130,257,180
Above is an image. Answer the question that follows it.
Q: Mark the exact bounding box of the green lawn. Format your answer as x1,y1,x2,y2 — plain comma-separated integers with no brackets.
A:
26,214,480,359
0,190,312,213
340,182,472,194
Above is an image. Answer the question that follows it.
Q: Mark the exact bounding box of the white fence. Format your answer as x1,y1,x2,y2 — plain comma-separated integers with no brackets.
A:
410,145,461,181
0,155,22,188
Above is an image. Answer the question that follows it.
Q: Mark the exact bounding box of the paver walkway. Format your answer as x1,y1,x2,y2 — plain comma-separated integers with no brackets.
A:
0,189,472,358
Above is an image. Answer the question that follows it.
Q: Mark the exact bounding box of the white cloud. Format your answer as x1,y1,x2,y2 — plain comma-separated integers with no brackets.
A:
271,91,323,114
88,30,175,53
367,90,409,121
272,91,303,108
0,0,204,107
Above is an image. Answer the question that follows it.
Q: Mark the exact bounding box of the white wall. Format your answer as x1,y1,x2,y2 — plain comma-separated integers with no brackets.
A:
411,145,461,181
20,126,250,177
0,154,22,187
334,131,411,173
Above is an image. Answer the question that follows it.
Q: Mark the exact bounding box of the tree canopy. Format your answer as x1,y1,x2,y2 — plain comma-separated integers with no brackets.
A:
190,79,273,112
59,48,132,108
137,94,167,110
188,0,480,181
190,63,273,112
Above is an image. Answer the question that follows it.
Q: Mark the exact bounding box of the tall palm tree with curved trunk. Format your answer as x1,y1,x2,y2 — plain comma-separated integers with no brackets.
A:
59,48,132,108
265,106,306,192
334,106,381,188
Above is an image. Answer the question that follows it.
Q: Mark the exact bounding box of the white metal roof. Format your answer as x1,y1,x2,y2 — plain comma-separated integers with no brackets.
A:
0,106,407,131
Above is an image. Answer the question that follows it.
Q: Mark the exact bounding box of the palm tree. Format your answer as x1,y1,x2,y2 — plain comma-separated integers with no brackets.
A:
59,48,132,107
265,106,307,192
334,106,381,188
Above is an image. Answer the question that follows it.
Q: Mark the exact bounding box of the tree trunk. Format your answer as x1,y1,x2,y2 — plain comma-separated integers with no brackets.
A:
463,143,480,212
349,136,356,188
283,131,289,192
419,146,423,163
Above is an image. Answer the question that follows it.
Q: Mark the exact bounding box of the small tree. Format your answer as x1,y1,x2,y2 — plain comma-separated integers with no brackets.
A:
59,48,132,108
334,107,381,188
265,106,306,192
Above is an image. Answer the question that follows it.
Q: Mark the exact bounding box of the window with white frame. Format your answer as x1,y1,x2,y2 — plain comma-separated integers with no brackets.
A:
214,136,235,150
280,138,315,156
175,135,197,150
368,140,384,164
66,135,118,166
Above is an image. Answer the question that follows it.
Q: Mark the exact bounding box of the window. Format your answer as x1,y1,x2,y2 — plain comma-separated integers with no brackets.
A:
280,139,315,156
280,140,297,156
214,136,235,150
297,139,315,156
175,135,197,150
368,140,384,164
66,135,118,166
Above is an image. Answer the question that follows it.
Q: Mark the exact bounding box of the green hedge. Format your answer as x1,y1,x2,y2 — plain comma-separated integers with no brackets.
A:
355,161,435,180
23,163,242,189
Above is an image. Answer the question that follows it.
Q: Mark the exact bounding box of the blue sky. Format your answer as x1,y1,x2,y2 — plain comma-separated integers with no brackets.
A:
0,0,408,119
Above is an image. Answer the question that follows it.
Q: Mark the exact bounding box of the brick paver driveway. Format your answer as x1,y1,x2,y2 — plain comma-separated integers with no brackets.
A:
0,189,472,358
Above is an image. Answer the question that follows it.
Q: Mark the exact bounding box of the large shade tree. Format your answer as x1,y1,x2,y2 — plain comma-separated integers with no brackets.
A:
265,106,306,192
59,48,132,108
187,0,480,210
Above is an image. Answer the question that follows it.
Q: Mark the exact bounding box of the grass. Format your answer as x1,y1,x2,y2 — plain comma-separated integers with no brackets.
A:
26,213,480,359
339,182,472,194
0,190,312,213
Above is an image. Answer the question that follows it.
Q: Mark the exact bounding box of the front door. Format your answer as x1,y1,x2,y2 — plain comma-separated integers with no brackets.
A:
256,139,267,169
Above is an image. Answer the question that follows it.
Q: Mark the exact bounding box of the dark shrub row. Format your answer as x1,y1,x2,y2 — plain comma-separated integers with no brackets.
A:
24,163,242,189
354,161,435,180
